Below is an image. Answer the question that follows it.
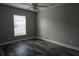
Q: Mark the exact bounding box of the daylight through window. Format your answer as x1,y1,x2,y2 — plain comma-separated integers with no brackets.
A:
13,14,26,36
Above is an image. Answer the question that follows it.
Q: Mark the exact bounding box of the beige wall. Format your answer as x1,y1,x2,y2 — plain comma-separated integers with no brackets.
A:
37,4,79,48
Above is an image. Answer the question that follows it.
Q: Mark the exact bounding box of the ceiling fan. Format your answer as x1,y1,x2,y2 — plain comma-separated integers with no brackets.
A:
22,3,51,11
32,3,51,11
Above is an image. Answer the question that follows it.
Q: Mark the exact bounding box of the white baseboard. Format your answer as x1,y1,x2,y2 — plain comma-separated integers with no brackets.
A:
37,37,79,51
0,36,36,46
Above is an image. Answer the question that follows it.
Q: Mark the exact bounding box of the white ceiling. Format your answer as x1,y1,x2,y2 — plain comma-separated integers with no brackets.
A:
3,3,64,12
3,3,33,10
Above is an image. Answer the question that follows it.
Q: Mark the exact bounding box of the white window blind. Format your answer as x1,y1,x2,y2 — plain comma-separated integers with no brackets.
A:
13,14,26,36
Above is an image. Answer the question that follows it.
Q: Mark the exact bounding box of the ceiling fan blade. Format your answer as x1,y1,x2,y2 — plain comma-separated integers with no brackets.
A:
38,5,50,7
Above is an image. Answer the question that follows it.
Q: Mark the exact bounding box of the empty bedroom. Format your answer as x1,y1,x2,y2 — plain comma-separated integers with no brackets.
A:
0,3,79,56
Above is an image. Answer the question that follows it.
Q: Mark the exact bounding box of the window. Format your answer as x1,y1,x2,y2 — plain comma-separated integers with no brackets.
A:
13,14,26,36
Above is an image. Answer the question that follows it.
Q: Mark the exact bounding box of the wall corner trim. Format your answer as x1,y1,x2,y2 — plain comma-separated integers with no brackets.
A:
37,36,79,51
